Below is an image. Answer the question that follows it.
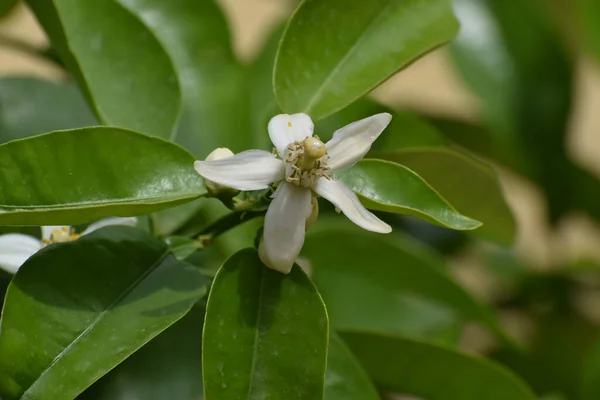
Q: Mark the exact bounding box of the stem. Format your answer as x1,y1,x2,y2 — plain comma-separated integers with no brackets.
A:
197,211,263,243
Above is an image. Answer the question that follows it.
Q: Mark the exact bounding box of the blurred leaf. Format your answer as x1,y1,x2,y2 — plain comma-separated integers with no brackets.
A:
165,236,202,261
0,77,96,144
577,0,600,61
583,337,600,400
0,226,207,400
203,248,328,399
379,148,515,245
151,200,205,237
325,333,379,400
342,332,536,400
450,0,574,222
317,99,447,149
0,0,18,19
0,127,205,225
80,305,205,400
335,159,482,230
26,0,181,139
274,0,459,120
303,218,504,345
119,0,249,158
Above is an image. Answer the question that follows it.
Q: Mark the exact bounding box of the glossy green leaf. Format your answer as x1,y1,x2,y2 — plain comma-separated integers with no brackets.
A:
26,0,181,138
343,332,536,400
119,0,249,157
316,99,447,149
303,218,499,343
274,0,459,120
378,148,515,245
203,248,328,399
0,127,205,225
0,226,207,400
0,77,96,144
335,159,481,230
325,333,379,400
81,305,205,400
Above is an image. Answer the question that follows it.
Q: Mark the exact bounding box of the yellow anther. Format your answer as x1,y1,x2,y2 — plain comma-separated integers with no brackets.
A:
287,121,292,127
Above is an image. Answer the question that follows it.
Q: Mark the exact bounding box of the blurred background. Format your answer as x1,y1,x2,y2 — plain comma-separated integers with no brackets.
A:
3,1,600,398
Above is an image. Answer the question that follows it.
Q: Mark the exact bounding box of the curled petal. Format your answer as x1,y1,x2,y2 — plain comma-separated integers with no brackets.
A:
326,113,392,172
0,234,43,274
82,217,138,235
194,150,284,191
314,178,391,233
268,113,314,158
41,225,69,242
259,182,313,274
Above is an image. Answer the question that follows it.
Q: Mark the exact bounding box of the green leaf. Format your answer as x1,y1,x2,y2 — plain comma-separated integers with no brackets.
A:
579,0,600,61
342,332,536,400
203,248,329,399
80,305,205,400
303,219,499,344
274,0,459,120
316,99,447,149
378,148,515,245
118,0,250,157
325,333,379,400
0,0,17,19
0,77,96,144
0,226,207,400
335,159,481,230
0,127,205,225
26,0,181,139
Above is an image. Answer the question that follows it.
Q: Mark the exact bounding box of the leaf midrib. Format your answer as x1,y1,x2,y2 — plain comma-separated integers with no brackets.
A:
21,249,171,397
247,265,268,398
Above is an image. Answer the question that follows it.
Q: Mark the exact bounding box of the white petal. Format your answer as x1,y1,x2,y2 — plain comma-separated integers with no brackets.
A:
194,150,284,191
313,178,391,233
326,113,392,172
268,113,314,158
0,234,43,274
82,217,138,235
41,225,69,241
259,182,313,274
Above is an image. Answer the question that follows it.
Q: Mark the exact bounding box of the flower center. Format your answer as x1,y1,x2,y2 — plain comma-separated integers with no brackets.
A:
42,227,81,245
284,136,330,187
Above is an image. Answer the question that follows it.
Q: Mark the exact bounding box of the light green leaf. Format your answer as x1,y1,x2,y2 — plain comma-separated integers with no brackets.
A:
0,77,96,144
0,226,207,400
274,0,459,120
379,148,515,244
335,159,481,230
80,305,205,400
118,0,250,157
303,219,499,344
342,332,536,400
0,127,205,225
26,0,181,138
325,333,379,400
203,248,329,399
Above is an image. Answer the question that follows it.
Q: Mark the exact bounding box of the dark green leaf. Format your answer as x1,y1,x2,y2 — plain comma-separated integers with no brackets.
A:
578,0,600,61
325,333,379,400
0,226,207,400
0,0,18,19
0,77,96,144
304,219,499,344
26,0,181,139
342,332,536,400
203,248,328,399
335,159,481,230
274,0,459,120
80,305,205,400
378,148,515,245
0,127,205,225
119,0,250,157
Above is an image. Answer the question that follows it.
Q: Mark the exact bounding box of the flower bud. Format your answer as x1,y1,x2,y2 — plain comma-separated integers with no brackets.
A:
203,148,239,197
305,196,319,231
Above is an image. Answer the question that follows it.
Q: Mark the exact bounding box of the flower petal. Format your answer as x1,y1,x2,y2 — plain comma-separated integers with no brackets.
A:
41,226,69,241
0,234,43,274
194,149,284,191
82,217,138,235
259,182,313,274
268,113,314,158
313,178,391,233
326,113,392,172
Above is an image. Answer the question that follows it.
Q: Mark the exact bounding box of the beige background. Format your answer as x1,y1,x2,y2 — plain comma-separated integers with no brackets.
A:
2,0,600,273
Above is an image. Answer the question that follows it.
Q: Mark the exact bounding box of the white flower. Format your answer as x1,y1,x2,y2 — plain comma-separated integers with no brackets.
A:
0,217,137,275
194,113,392,274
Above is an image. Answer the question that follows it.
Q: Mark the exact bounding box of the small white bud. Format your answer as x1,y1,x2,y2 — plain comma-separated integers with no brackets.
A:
205,147,234,161
204,147,239,196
